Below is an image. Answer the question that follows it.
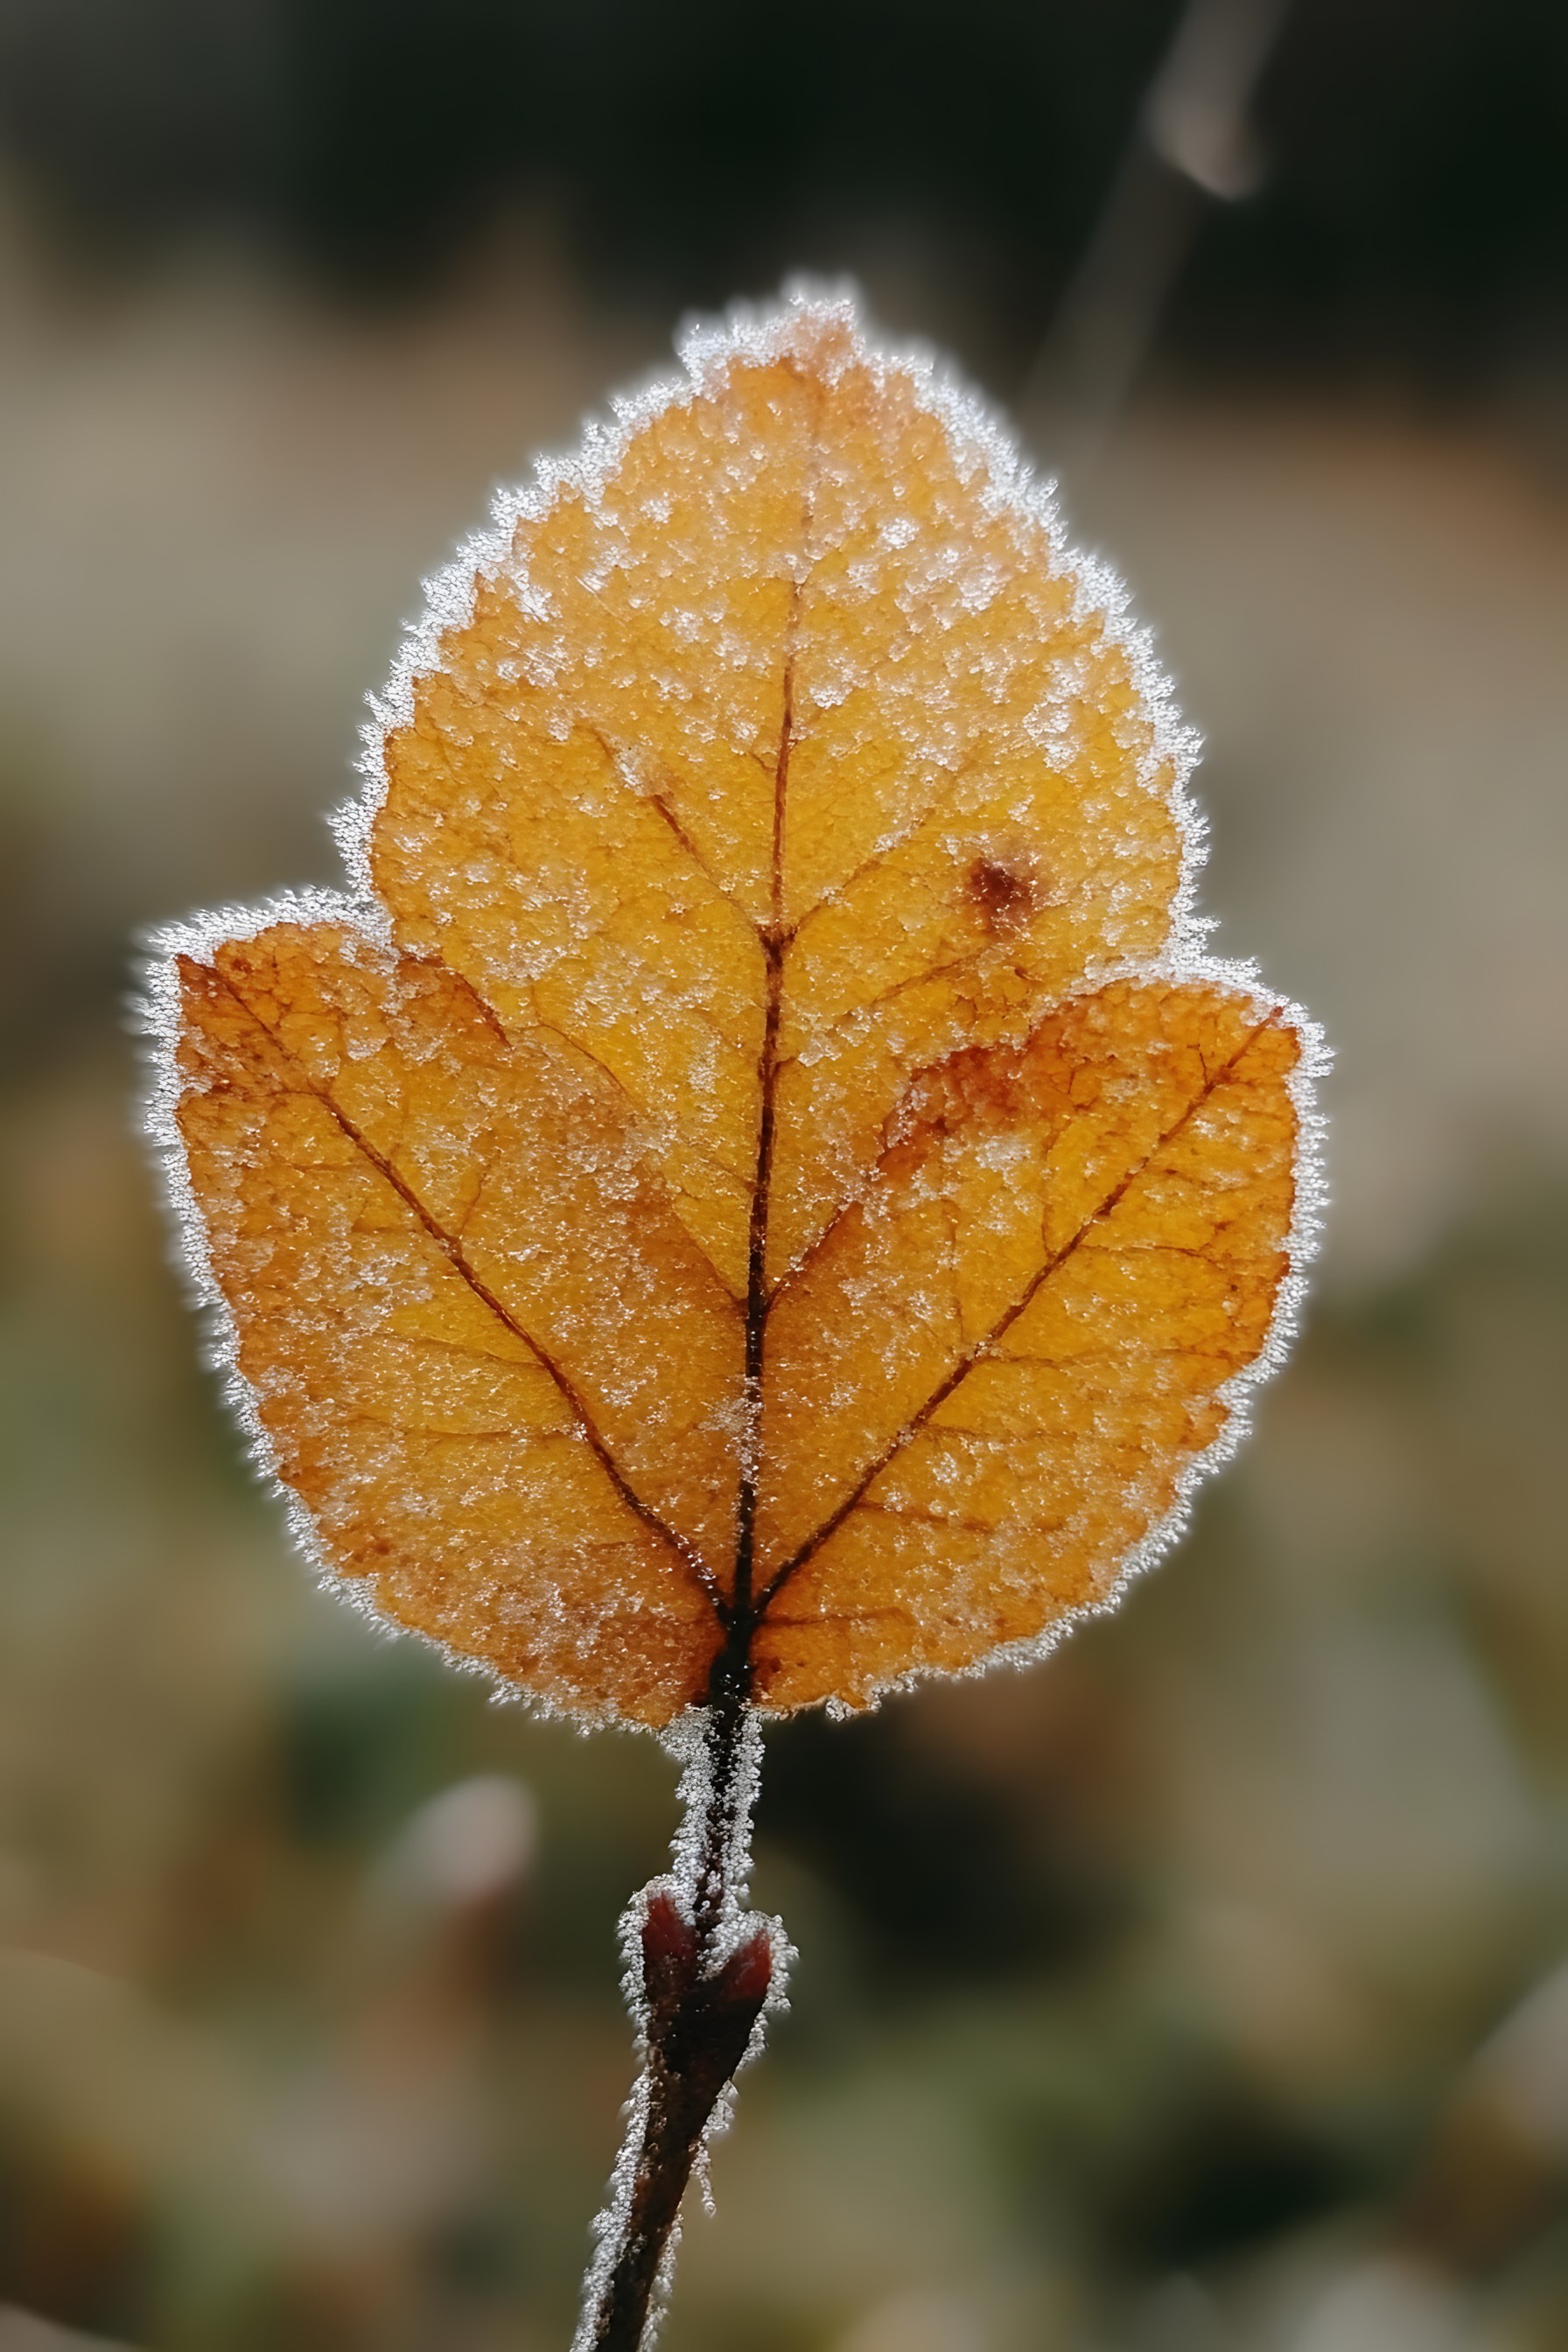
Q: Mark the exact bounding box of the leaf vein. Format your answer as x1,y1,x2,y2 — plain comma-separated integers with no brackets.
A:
757,1012,1282,1607
206,967,724,1618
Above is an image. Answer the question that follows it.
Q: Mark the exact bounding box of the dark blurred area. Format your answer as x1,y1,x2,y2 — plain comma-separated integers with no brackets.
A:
3,0,1566,373
1,3,1565,2347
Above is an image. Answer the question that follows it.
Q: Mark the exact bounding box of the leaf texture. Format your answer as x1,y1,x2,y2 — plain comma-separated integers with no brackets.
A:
152,293,1317,1727
752,980,1301,1707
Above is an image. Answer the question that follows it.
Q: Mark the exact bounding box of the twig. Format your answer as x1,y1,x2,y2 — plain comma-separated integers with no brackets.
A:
574,1644,781,2352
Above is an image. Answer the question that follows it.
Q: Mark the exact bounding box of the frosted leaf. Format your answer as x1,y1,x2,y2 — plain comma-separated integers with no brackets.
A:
140,279,1322,1736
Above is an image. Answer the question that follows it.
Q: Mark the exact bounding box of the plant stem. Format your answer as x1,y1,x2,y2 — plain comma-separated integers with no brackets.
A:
576,1656,775,2352
578,542,804,2348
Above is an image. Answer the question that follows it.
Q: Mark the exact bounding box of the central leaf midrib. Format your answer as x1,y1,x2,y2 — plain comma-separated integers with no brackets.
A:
723,367,822,1656
725,638,799,1635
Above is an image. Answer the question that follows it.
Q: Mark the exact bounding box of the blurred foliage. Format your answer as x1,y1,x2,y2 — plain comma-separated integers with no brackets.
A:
0,2,1565,2344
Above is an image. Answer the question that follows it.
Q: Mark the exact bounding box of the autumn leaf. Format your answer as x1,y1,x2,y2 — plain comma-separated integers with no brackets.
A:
147,290,1319,1732
146,288,1321,2350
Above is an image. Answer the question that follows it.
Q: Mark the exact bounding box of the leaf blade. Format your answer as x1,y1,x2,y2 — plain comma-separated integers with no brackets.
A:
750,979,1301,1710
175,924,734,1720
158,292,1318,1730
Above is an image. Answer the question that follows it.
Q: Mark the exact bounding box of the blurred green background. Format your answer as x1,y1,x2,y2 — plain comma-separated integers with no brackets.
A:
1,3,1566,2346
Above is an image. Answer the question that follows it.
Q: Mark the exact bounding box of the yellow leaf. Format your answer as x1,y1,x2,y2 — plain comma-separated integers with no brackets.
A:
150,291,1319,1727
752,979,1303,1709
174,924,735,1722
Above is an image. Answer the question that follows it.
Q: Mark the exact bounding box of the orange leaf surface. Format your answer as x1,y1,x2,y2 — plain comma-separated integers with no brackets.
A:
149,293,1320,1728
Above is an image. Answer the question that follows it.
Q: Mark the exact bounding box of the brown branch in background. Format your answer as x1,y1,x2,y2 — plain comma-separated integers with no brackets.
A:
1026,0,1296,480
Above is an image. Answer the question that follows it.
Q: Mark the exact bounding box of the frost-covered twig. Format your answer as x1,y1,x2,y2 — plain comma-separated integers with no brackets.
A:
575,1679,785,2351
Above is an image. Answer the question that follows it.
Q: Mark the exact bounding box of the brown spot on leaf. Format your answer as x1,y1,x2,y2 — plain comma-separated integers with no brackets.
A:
967,856,1040,935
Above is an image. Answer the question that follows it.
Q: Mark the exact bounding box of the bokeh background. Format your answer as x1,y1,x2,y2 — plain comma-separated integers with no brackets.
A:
2,2,1566,2346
